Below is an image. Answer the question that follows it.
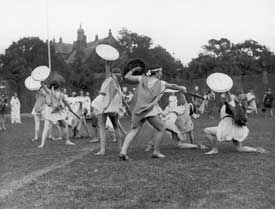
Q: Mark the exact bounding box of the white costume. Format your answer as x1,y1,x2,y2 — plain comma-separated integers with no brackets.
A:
83,95,92,116
246,92,257,114
206,100,249,142
10,96,21,124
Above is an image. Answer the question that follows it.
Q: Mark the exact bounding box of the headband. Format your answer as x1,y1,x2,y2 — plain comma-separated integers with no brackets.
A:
146,67,162,76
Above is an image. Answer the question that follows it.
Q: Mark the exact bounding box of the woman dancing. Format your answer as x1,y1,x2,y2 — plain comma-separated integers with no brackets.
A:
38,81,75,148
92,63,125,155
119,65,187,160
204,91,266,154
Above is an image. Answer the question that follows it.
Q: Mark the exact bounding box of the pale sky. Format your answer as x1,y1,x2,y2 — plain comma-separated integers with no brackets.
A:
0,0,274,64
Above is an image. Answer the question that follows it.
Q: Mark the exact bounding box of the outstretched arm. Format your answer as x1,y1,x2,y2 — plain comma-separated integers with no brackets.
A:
165,83,187,93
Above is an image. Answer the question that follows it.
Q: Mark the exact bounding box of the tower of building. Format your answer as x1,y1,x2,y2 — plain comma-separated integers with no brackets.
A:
75,24,87,51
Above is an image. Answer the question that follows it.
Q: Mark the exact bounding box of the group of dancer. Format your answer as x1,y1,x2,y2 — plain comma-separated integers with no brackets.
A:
27,59,268,158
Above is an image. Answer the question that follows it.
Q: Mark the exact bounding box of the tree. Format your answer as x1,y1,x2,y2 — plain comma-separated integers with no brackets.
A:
188,38,275,78
117,28,183,80
2,37,69,82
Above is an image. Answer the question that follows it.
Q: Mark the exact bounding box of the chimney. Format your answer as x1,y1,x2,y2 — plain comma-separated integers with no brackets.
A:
59,37,63,43
95,34,99,41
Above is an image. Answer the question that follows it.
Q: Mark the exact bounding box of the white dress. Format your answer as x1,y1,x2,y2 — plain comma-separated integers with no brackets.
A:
10,96,21,124
215,101,249,142
246,92,257,113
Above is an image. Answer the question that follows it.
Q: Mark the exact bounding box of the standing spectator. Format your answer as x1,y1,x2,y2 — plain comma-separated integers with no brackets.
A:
0,85,9,130
84,92,92,117
10,92,21,124
262,88,273,117
246,88,257,115
237,89,247,109
192,86,202,118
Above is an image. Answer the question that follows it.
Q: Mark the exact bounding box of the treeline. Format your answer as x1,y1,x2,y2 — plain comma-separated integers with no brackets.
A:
0,29,274,92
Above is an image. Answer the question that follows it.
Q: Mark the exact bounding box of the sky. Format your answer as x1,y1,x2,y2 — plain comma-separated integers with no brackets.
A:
0,0,274,64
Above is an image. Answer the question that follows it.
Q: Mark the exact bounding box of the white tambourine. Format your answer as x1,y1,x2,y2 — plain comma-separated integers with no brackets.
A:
95,44,119,61
31,66,51,81
24,76,41,91
206,73,233,93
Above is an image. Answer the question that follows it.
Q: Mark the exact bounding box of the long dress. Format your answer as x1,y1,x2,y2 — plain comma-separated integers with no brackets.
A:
10,96,21,124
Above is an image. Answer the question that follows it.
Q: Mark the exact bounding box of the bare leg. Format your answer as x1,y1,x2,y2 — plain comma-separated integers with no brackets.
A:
62,122,75,145
33,115,40,141
204,127,219,154
1,115,6,129
147,116,166,157
120,123,143,155
38,120,51,148
234,141,267,153
95,114,108,155
109,115,122,149
82,118,92,137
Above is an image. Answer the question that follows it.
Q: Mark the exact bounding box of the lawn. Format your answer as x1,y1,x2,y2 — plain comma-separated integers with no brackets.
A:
0,114,274,209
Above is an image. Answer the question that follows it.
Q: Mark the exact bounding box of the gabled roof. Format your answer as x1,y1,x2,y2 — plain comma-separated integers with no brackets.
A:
66,35,118,64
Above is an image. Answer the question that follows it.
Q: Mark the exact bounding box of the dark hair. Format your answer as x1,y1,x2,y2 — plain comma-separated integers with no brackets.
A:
112,68,121,74
148,64,162,76
123,58,146,76
49,81,60,90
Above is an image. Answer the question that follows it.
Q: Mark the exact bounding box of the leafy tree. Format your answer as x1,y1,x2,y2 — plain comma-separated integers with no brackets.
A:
1,37,69,83
189,38,275,78
117,28,183,80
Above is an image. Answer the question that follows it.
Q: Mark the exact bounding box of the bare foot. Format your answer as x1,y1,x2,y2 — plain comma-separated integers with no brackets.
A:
256,147,268,154
94,151,105,156
38,145,44,148
152,152,166,158
65,140,75,145
205,148,219,155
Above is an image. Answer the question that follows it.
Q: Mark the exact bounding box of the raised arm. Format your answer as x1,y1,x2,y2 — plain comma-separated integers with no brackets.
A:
105,61,112,78
41,82,50,94
124,67,143,84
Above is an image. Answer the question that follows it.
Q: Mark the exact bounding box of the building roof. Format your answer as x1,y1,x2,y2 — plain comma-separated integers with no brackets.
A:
66,35,118,64
53,42,73,55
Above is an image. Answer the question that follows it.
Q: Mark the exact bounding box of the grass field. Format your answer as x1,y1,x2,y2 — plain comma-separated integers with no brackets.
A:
0,114,274,209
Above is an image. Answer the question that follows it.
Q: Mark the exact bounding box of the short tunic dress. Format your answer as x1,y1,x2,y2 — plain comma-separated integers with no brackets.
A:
214,101,249,142
42,90,68,124
131,76,166,128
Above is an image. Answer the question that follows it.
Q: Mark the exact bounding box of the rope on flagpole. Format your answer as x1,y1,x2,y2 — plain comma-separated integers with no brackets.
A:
46,0,51,69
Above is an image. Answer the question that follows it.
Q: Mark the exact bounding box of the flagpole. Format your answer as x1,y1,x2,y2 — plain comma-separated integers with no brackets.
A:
46,0,51,69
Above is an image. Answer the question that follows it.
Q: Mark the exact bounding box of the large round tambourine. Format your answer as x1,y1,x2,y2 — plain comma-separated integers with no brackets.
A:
31,66,51,81
95,44,119,61
206,73,233,93
24,76,41,91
